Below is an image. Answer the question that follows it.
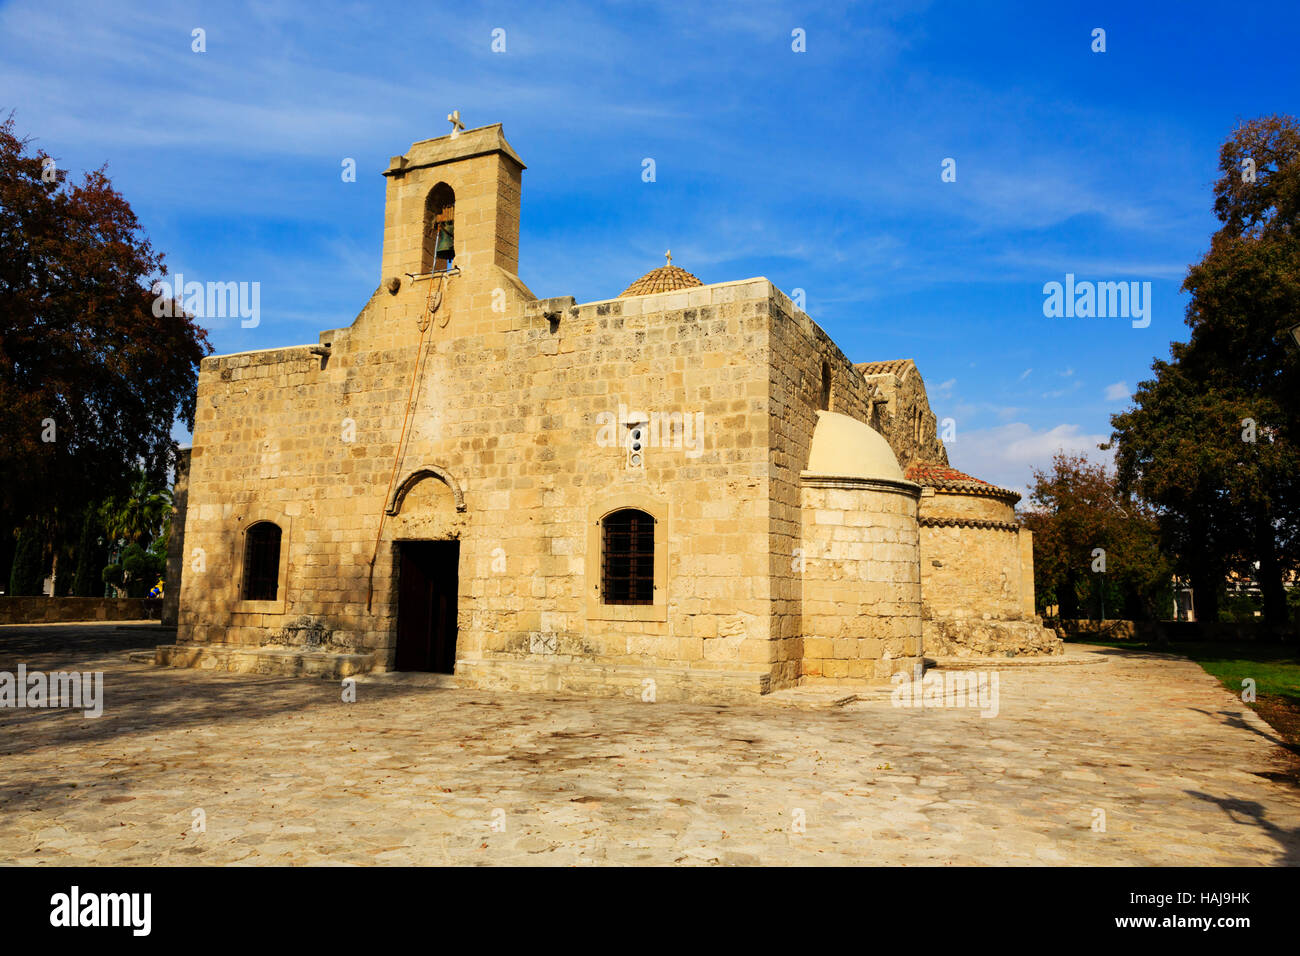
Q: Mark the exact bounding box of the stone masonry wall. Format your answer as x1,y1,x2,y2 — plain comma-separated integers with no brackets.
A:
161,448,190,627
0,597,158,625
862,367,948,472
799,482,922,681
919,524,1025,622
918,490,1025,622
917,489,1063,658
176,273,782,698
765,290,879,688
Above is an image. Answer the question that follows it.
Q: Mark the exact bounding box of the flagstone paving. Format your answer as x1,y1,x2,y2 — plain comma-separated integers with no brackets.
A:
1,622,1298,866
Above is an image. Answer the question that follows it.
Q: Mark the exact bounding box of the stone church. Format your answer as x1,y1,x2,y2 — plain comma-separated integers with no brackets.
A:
156,123,1060,701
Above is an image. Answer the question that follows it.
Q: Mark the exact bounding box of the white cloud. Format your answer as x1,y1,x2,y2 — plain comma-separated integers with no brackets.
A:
1018,368,1032,381
994,252,1192,282
946,422,1111,494
1104,381,1130,401
1042,379,1083,399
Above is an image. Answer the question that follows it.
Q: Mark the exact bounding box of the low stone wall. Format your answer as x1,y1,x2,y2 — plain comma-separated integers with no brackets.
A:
1057,619,1143,641
155,643,374,679
458,658,771,703
0,597,161,625
1056,619,1295,642
925,618,1064,658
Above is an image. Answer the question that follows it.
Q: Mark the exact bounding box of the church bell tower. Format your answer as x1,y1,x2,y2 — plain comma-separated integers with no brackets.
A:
379,121,525,289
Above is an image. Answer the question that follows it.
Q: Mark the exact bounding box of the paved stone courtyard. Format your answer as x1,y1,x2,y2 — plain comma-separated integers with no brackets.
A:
1,622,1298,865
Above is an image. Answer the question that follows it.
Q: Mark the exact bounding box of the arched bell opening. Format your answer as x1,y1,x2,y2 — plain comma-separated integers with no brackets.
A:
421,183,456,274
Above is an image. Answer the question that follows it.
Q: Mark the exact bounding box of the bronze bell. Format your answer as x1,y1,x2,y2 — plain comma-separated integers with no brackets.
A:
434,221,455,262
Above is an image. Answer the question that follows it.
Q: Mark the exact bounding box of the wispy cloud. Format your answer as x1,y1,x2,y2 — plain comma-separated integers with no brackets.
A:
3,0,1287,477
948,422,1111,493
931,377,956,398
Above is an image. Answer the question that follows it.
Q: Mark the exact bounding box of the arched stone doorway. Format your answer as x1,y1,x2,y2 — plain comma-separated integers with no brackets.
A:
386,465,467,673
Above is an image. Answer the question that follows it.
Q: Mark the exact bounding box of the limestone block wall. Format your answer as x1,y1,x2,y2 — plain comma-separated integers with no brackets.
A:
1018,528,1037,616
449,279,778,691
919,523,1025,622
798,481,922,681
161,448,190,627
917,487,1063,657
176,275,784,695
917,490,1025,622
922,488,1016,525
764,289,880,688
0,597,159,625
860,366,948,472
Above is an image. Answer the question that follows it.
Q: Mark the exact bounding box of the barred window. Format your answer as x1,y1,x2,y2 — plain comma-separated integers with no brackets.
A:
242,522,282,601
601,509,654,605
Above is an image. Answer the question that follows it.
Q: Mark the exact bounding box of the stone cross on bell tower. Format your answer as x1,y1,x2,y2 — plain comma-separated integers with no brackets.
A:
447,110,464,138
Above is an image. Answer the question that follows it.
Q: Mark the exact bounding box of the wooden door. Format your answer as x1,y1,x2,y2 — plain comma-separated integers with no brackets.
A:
394,541,459,673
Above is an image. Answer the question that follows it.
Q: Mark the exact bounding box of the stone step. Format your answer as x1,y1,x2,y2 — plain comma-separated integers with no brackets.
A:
925,649,1105,669
154,643,376,679
356,671,460,689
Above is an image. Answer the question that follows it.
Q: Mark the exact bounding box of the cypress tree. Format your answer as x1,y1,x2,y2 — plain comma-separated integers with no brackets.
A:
73,506,102,597
7,526,44,596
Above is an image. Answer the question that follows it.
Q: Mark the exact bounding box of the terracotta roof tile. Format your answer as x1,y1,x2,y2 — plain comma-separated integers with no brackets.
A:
905,460,1022,503
855,359,914,378
905,462,991,486
619,265,703,297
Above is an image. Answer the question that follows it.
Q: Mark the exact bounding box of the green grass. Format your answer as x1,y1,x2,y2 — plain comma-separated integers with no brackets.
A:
1077,639,1300,705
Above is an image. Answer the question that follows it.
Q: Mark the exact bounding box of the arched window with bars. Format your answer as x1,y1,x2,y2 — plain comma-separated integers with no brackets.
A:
600,509,655,605
241,522,282,602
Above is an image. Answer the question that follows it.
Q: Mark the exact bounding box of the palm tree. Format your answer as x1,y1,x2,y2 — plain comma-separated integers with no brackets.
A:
99,469,172,549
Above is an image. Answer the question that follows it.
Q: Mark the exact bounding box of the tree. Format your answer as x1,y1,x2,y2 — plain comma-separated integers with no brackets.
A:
107,542,165,599
1110,115,1300,629
1022,452,1171,625
72,505,105,597
1109,351,1262,624
0,113,210,531
99,468,172,548
1211,114,1300,241
7,525,44,596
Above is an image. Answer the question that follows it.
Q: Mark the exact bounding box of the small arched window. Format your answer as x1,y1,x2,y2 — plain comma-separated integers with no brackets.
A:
421,183,456,274
601,509,654,605
820,361,832,411
242,522,282,601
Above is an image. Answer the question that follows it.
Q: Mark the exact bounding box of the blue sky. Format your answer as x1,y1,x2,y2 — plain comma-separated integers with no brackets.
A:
3,0,1297,491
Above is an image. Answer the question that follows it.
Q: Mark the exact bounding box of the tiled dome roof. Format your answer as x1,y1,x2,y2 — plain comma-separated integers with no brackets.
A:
619,263,703,297
855,360,915,378
905,461,1021,503
905,462,991,486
